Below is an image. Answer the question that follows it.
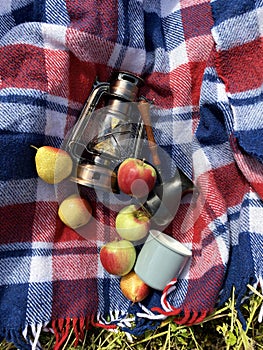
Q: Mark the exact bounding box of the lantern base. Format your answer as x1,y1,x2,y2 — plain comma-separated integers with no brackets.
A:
71,164,118,193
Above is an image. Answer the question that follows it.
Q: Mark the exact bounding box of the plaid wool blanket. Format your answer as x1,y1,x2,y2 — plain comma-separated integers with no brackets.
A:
0,0,263,348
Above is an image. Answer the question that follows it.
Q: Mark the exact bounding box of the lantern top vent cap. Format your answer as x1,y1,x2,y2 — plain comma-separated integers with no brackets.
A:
110,71,144,102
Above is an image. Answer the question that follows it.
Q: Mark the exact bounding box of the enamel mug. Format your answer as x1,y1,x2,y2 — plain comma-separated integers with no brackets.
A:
134,230,192,291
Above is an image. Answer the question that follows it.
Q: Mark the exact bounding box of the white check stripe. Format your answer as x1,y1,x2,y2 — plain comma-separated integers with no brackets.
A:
249,206,263,234
233,101,263,131
168,41,188,72
257,7,263,36
29,256,52,283
121,47,146,74
0,0,11,15
161,0,180,17
42,23,67,50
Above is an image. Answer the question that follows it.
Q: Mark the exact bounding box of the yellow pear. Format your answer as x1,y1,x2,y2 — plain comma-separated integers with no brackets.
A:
33,146,73,184
58,194,92,229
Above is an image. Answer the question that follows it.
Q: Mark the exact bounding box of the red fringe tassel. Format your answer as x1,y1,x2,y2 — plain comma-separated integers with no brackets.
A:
51,314,117,350
52,318,71,350
90,314,117,330
51,307,211,349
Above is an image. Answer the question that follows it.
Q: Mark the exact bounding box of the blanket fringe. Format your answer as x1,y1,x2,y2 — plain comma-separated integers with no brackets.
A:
52,318,71,350
50,314,119,349
5,273,262,350
0,328,31,350
51,316,92,350
91,318,117,330
23,322,45,350
175,309,210,326
1,322,50,350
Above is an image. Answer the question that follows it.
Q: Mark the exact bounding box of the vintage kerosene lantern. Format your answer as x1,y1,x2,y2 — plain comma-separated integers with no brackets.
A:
65,71,146,193
65,71,194,227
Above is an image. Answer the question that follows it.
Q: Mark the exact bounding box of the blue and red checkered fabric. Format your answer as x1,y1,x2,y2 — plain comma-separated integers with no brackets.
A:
0,0,262,348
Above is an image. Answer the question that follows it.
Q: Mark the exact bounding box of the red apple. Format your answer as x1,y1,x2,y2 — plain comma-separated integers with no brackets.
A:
99,240,136,276
115,205,150,241
120,271,151,303
117,158,157,198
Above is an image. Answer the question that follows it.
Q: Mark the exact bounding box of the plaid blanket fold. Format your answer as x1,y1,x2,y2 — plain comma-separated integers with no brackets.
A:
0,0,262,349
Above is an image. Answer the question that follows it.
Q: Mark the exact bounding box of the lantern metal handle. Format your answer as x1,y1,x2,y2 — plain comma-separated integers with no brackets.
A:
66,81,110,162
